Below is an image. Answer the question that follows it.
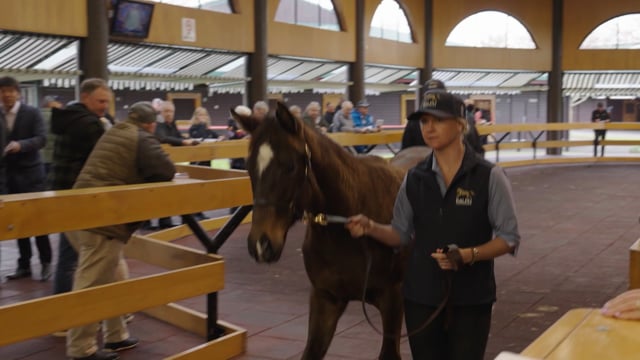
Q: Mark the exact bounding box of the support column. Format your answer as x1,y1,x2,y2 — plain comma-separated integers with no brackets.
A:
78,0,109,81
247,0,268,107
418,0,434,99
546,0,563,155
348,0,365,102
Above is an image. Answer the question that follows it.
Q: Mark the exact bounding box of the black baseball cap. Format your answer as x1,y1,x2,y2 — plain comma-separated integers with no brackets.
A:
424,79,446,91
413,91,465,120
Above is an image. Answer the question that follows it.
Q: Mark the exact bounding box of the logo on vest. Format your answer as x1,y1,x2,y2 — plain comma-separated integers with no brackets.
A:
455,187,474,206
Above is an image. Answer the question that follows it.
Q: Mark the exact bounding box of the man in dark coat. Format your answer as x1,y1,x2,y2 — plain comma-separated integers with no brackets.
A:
0,76,51,281
49,78,113,296
0,110,6,195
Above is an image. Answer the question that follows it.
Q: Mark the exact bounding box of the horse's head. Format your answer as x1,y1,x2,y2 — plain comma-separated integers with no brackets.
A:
230,102,316,263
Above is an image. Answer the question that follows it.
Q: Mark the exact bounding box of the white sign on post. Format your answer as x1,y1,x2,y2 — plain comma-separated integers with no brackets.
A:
182,18,196,42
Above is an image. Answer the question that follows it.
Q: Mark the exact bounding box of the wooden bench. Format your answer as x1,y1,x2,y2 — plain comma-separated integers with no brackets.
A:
521,308,640,359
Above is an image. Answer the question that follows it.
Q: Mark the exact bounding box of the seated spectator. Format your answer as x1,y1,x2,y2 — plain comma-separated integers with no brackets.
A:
152,101,198,229
323,102,336,128
331,100,355,133
302,101,330,133
288,105,302,121
253,100,269,121
351,100,381,153
188,106,222,166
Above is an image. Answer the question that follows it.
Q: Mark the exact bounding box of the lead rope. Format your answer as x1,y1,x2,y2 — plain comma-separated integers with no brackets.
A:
304,212,453,339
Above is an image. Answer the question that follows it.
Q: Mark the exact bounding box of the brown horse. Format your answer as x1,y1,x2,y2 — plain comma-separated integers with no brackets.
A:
231,102,429,360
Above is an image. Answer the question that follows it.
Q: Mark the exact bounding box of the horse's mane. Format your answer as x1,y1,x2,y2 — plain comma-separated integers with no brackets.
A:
296,123,404,221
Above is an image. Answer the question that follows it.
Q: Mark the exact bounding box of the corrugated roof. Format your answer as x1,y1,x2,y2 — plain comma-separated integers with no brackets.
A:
1,31,639,96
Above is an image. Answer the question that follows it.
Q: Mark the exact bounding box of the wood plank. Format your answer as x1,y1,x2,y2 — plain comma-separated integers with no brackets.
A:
124,235,221,269
0,262,224,346
164,321,246,360
523,308,640,359
0,178,252,241
521,308,591,358
476,123,603,135
600,140,640,146
630,239,640,289
328,130,403,146
164,141,250,162
535,140,594,148
175,165,247,180
143,303,207,337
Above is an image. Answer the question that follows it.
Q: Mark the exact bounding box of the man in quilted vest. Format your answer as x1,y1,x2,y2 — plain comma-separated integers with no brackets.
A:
65,102,175,360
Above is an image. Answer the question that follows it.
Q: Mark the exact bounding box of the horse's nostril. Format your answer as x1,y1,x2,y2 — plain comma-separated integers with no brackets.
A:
256,235,272,261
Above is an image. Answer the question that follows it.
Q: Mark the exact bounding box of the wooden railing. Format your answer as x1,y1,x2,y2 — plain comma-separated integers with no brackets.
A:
0,167,251,358
475,122,640,167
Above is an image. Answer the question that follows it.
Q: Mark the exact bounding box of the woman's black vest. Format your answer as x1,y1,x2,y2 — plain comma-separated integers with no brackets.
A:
405,147,495,306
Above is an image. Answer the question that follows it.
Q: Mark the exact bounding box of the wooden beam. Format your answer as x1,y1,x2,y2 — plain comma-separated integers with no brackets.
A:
0,177,252,241
124,235,221,269
0,261,224,346
630,239,640,289
164,321,246,360
143,303,208,337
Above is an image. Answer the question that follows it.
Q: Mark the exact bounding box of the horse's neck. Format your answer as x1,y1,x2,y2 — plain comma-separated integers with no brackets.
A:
307,137,360,214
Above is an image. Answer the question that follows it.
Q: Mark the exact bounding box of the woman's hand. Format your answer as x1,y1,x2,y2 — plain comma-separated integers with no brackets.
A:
346,214,372,238
601,289,640,320
431,248,455,271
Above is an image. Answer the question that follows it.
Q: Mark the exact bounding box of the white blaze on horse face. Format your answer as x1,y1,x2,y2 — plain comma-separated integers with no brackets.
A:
257,143,274,178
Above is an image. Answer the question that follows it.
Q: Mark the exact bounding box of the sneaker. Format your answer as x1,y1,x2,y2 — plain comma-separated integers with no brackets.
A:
104,337,138,352
51,329,68,337
41,263,52,281
72,350,120,360
6,268,31,280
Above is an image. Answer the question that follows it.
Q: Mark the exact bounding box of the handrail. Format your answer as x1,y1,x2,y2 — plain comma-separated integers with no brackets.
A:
474,122,640,164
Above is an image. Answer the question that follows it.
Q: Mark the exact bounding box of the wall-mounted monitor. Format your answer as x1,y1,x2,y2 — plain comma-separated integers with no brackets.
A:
110,0,155,39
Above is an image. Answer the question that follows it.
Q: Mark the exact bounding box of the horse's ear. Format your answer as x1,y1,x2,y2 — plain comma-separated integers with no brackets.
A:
274,101,300,135
230,105,259,134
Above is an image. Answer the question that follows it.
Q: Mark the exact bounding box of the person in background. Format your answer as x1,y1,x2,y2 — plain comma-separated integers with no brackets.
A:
591,101,611,157
151,98,164,122
288,105,302,121
40,95,63,175
187,106,221,220
346,90,520,360
350,99,380,153
323,101,336,129
1,76,51,282
302,101,330,133
463,99,485,157
253,100,269,121
401,79,446,150
0,106,6,196
65,101,175,360
49,78,114,309
188,106,222,166
331,100,354,133
153,101,198,229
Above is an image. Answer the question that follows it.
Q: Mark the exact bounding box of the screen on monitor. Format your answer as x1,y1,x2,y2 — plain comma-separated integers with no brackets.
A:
111,0,155,38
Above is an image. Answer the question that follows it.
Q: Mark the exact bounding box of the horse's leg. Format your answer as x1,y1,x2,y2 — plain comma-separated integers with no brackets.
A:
301,288,348,360
373,284,403,360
